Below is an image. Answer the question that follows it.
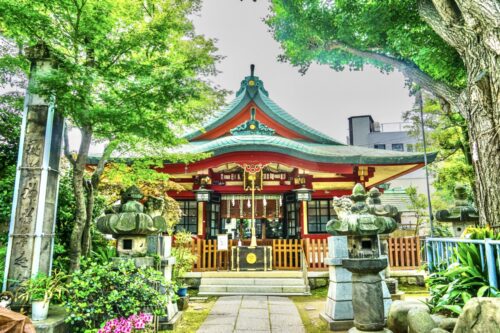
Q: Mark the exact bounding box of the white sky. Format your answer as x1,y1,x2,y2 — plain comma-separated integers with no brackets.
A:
5,0,415,153
190,0,415,143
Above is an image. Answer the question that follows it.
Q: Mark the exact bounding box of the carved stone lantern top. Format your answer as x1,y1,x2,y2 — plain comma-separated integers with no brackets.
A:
435,184,479,223
326,184,398,236
96,186,167,236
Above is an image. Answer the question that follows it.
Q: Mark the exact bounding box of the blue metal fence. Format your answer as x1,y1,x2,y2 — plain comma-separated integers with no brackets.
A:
426,237,500,289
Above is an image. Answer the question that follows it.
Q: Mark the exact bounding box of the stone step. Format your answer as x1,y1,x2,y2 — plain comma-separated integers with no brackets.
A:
198,291,310,296
198,284,310,296
201,277,305,286
200,271,303,278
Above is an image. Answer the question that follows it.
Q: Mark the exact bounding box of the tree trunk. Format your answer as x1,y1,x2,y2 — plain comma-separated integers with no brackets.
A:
462,43,500,227
81,182,94,256
418,0,500,227
69,127,92,272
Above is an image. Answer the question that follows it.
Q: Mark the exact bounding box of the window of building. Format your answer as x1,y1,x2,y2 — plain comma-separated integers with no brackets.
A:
392,143,404,151
374,144,386,149
406,144,414,152
177,201,198,234
307,200,335,233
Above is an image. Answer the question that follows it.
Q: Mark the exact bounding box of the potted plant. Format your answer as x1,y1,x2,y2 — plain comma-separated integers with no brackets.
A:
17,271,67,321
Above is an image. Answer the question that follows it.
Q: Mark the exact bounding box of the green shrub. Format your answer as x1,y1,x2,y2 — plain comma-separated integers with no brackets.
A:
426,241,499,316
16,271,68,303
64,259,174,331
172,231,197,287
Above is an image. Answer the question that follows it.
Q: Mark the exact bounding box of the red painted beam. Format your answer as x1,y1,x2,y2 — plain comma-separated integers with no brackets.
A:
158,151,354,174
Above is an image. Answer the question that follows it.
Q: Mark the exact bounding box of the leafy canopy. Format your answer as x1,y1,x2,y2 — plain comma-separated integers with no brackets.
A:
267,0,466,88
0,0,224,148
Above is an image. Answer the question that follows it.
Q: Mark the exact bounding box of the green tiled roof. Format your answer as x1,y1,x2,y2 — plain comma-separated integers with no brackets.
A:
381,188,414,212
173,135,437,165
185,74,342,144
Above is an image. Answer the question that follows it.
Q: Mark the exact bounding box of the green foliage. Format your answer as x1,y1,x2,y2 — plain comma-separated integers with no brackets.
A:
463,227,500,241
89,245,117,265
172,231,197,286
64,259,174,331
267,0,466,88
0,0,224,148
0,164,16,225
0,92,22,172
52,169,109,273
426,242,499,316
16,271,68,303
0,242,7,283
0,0,224,270
403,96,474,202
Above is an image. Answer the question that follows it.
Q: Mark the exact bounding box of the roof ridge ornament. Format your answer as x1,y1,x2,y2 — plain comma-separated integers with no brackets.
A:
230,107,276,136
235,64,269,98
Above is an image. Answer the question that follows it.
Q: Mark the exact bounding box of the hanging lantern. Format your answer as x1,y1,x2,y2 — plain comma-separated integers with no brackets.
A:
293,185,313,202
194,187,212,202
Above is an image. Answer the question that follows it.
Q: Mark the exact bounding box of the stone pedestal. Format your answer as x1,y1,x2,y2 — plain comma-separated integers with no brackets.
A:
321,237,392,331
158,236,182,330
321,236,354,330
343,258,393,333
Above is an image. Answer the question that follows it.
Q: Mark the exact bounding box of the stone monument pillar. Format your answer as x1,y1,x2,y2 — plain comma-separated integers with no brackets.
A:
3,45,64,291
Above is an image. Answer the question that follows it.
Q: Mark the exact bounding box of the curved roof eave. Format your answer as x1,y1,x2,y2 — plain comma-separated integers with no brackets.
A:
184,92,250,141
177,136,437,165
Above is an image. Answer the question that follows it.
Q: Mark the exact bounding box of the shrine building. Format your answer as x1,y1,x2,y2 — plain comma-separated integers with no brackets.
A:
157,68,435,241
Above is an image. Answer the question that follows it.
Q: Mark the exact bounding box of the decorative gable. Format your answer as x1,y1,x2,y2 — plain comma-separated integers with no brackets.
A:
230,107,275,136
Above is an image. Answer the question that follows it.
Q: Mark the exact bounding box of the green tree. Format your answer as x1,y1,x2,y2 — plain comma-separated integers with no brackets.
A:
0,37,24,226
403,91,474,201
0,0,224,271
406,186,428,235
267,0,500,226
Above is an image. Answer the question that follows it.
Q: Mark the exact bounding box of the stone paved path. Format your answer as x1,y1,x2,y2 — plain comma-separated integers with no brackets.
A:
197,295,306,333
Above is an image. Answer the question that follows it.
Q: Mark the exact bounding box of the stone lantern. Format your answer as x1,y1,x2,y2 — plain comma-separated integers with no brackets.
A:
435,184,478,237
322,183,397,333
96,186,181,327
96,186,167,260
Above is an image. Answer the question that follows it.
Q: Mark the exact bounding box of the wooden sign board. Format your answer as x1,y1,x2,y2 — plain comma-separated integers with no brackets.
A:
217,234,229,251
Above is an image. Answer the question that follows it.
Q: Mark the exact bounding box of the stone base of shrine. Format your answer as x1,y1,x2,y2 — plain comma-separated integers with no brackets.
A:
32,306,69,333
158,310,183,331
319,313,353,331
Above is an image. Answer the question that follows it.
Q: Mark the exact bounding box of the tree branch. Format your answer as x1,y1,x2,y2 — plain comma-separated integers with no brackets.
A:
63,122,76,166
325,41,462,108
419,0,464,51
431,0,463,25
90,140,118,188
455,0,500,28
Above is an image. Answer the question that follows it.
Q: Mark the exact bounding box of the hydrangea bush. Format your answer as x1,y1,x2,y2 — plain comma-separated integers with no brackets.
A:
99,313,154,333
64,260,173,331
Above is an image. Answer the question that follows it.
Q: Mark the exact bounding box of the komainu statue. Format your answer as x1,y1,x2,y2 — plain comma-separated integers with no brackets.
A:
327,184,398,237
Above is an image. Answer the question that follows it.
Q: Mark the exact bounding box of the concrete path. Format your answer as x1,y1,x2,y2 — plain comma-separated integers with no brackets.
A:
197,295,306,333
